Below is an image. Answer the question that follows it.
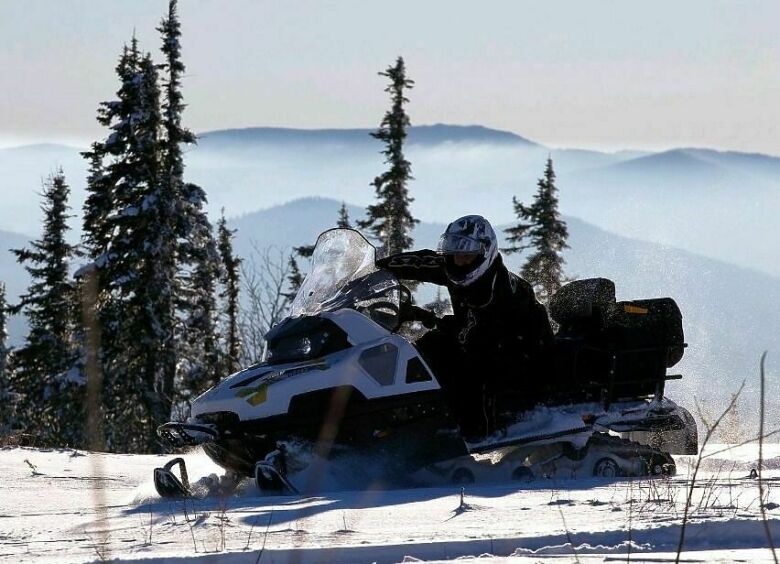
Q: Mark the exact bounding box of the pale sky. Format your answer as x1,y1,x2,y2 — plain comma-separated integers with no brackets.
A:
2,0,779,154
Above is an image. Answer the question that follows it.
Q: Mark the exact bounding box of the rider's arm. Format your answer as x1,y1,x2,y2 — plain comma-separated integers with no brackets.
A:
376,249,449,286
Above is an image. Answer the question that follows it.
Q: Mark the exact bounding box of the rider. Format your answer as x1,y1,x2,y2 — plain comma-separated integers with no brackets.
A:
377,215,553,438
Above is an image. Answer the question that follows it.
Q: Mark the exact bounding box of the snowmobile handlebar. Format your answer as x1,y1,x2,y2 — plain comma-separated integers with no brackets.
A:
402,303,439,329
394,284,439,329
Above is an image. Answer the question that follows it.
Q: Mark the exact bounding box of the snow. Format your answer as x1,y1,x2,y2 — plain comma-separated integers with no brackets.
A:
120,206,140,217
73,262,97,279
59,366,86,386
1,444,779,563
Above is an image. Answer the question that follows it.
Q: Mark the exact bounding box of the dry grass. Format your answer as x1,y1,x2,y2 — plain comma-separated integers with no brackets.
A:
675,381,744,563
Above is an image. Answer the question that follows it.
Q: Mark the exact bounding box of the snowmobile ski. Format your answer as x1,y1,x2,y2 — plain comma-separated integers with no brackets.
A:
153,457,191,498
254,461,299,494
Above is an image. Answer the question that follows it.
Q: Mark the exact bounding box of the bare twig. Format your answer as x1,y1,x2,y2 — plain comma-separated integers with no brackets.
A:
757,352,778,564
627,478,633,562
556,503,581,564
216,498,228,552
244,513,257,551
141,506,154,546
254,507,274,564
184,500,199,553
675,381,745,563
550,498,580,564
23,459,40,476
239,244,292,364
703,427,780,459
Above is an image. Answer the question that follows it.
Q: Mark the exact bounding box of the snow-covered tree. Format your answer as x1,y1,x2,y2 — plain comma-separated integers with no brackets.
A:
0,283,11,436
217,213,242,375
80,39,176,452
158,0,220,406
77,2,220,452
503,157,569,302
9,171,81,446
358,57,418,256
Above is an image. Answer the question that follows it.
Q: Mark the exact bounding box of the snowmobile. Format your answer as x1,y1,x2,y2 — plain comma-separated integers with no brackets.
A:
153,228,698,497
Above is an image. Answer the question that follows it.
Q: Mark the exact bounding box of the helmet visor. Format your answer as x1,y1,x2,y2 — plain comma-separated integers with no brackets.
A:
436,233,486,256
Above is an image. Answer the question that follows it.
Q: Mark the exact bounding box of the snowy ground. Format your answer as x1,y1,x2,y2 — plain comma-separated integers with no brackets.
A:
2,443,779,563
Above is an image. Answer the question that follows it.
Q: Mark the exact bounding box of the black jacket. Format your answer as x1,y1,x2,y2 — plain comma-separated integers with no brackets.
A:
377,250,553,360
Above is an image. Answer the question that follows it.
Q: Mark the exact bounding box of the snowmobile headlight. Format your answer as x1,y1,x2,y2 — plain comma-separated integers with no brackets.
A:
265,317,350,365
287,337,312,358
267,335,313,363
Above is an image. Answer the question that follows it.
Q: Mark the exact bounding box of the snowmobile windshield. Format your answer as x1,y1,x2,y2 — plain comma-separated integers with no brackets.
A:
289,229,402,330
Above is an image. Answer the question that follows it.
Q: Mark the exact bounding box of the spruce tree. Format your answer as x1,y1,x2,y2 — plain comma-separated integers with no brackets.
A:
9,171,81,446
117,51,173,451
337,202,352,229
0,283,10,436
358,57,418,256
80,41,174,452
217,213,242,375
503,157,569,302
284,254,305,303
158,0,220,406
76,3,216,451
80,40,138,451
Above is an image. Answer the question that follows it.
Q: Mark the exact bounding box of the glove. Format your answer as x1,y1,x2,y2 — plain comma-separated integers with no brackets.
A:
377,249,444,270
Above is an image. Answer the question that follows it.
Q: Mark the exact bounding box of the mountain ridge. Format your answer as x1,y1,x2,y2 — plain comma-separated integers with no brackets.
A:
2,123,779,277
4,125,780,162
197,123,537,147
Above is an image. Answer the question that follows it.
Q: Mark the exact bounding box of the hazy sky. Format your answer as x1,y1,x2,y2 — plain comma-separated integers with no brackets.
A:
2,0,779,154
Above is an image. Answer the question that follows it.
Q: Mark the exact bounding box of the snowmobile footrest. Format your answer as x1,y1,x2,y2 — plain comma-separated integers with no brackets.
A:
154,457,191,498
254,461,299,495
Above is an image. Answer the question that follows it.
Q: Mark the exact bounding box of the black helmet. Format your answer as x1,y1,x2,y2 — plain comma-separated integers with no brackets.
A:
436,215,498,287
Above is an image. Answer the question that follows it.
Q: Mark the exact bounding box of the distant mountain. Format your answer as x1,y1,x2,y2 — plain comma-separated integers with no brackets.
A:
684,148,780,180
607,149,731,180
1,143,82,155
230,197,445,257
2,124,780,278
199,124,536,149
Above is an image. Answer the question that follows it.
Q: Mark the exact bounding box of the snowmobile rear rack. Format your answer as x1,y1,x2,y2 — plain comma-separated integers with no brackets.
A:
552,340,688,410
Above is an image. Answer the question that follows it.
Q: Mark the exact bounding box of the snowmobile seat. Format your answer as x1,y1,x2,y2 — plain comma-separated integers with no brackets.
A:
549,277,616,334
547,279,617,403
